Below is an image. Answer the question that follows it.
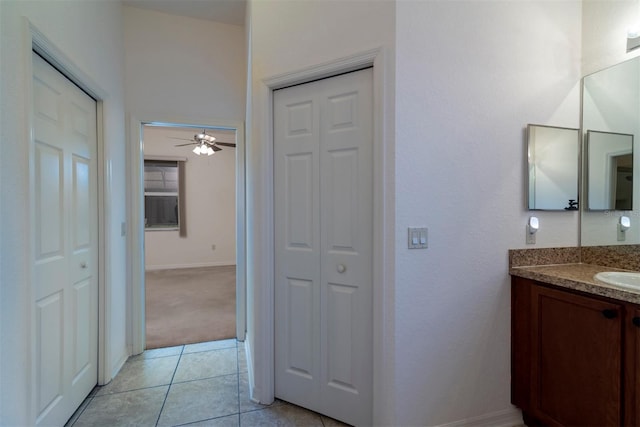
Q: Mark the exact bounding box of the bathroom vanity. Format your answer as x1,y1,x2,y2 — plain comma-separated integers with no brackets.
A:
510,262,640,426
512,45,640,426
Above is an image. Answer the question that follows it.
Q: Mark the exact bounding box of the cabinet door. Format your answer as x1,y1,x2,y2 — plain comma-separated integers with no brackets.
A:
511,277,532,411
531,285,623,426
626,306,640,426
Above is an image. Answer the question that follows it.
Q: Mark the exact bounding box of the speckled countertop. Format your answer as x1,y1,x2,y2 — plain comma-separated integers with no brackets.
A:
510,263,640,305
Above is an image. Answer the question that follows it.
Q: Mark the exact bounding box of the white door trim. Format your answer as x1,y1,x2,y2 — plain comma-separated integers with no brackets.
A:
127,116,247,354
252,47,394,423
22,17,111,404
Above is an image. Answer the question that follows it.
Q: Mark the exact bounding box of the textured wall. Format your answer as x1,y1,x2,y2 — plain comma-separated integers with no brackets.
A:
394,1,581,425
124,6,246,122
0,1,127,424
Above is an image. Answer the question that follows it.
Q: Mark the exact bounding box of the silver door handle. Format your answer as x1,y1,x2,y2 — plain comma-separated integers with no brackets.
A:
80,262,87,269
337,264,346,273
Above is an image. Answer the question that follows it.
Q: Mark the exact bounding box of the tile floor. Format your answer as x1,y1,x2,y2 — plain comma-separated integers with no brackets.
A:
65,339,348,427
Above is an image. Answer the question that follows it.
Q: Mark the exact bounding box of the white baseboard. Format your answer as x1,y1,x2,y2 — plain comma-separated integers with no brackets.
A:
434,408,523,427
145,261,236,271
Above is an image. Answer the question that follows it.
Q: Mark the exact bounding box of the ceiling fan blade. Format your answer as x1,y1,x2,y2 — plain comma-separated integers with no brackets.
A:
212,145,223,152
174,142,198,147
215,142,236,148
169,137,194,141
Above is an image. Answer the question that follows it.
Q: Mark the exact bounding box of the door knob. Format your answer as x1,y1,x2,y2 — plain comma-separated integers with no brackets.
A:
80,262,87,269
337,264,346,273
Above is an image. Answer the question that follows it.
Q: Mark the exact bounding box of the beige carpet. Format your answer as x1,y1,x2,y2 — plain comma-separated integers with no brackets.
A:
145,265,236,349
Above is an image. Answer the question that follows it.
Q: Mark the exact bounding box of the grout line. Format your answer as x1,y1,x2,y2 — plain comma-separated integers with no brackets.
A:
65,388,96,427
171,413,240,427
93,383,172,398
154,345,185,426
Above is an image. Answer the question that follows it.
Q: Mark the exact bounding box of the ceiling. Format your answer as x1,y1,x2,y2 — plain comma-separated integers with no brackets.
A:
123,0,246,26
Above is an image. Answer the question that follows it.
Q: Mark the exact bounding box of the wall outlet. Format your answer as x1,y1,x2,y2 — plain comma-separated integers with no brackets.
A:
526,226,536,244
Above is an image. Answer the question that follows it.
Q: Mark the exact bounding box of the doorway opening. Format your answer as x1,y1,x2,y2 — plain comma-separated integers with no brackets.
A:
133,121,246,351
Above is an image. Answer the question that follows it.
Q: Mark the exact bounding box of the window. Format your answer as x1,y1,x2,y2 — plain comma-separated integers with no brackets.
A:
144,160,180,230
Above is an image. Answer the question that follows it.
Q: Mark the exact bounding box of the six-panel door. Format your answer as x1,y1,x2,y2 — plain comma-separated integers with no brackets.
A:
32,52,98,426
274,68,373,426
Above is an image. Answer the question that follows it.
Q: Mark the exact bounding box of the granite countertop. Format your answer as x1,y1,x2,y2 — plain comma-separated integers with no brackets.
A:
510,263,640,305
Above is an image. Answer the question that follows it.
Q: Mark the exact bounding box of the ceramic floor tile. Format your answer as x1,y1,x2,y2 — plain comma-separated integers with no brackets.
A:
183,339,237,354
157,375,239,427
72,386,168,427
129,345,184,361
95,355,179,395
173,348,237,382
174,414,240,426
239,402,324,426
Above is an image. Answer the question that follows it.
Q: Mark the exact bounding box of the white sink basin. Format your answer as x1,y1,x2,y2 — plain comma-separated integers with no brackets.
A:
594,272,640,291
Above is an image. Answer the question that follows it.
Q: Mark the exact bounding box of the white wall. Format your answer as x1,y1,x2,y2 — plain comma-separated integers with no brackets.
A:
396,2,582,423
249,1,582,424
0,1,127,425
124,6,246,122
246,0,396,423
395,2,582,425
582,0,640,77
581,0,640,246
143,126,236,269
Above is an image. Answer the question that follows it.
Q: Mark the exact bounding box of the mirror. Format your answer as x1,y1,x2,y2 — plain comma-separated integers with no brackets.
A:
527,124,579,210
581,56,640,246
586,130,633,210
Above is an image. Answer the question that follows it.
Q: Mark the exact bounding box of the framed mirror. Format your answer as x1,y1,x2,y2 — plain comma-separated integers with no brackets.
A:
527,124,579,210
586,130,634,211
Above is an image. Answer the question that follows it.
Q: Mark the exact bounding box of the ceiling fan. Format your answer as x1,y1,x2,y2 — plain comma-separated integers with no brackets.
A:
172,130,236,156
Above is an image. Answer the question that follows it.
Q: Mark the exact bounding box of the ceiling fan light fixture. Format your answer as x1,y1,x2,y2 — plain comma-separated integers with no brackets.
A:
196,132,216,143
193,145,202,155
207,146,215,156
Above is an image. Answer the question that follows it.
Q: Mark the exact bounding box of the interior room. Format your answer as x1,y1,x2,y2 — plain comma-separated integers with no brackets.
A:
1,0,639,426
142,125,238,349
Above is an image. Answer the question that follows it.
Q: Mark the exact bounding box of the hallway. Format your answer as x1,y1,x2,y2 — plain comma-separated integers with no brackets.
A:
65,339,347,426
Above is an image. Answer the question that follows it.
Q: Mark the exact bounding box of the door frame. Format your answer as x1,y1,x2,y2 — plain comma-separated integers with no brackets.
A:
23,18,111,394
127,116,247,354
252,47,394,422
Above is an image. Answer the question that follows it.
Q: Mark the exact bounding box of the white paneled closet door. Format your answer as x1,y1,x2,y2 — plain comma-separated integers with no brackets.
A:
32,52,98,426
274,68,373,426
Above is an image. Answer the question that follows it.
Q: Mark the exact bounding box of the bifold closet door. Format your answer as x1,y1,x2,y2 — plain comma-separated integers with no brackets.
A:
274,68,373,426
32,52,98,426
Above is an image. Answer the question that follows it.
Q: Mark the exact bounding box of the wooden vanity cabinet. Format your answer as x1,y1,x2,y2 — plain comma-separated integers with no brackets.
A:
626,306,640,426
511,276,640,426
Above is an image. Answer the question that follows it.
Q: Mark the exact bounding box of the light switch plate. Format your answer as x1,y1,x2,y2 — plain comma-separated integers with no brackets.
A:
408,227,428,249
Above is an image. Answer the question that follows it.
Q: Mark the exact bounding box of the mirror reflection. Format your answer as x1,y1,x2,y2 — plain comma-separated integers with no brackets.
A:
527,124,579,211
586,130,633,210
581,56,640,246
